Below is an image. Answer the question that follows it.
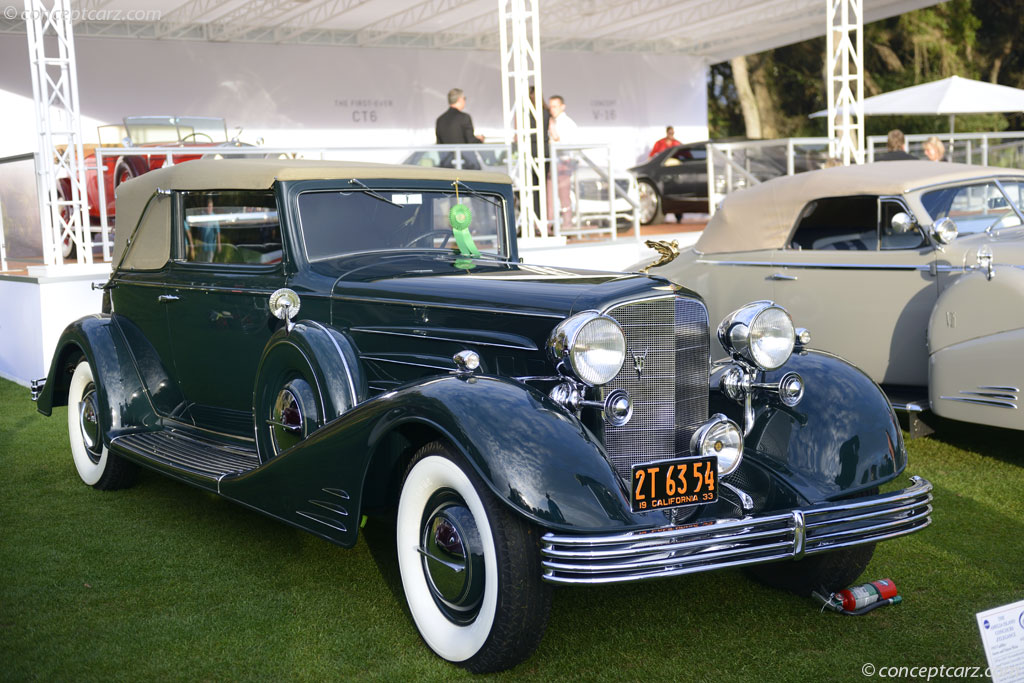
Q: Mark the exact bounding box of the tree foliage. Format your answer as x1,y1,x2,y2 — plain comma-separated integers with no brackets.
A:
709,0,1023,139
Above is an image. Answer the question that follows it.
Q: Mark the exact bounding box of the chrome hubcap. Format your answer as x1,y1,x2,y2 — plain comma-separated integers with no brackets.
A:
270,388,303,453
419,496,485,624
638,182,658,224
78,385,102,464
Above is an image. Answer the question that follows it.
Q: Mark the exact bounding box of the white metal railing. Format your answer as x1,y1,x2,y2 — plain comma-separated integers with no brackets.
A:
706,138,833,214
549,142,640,242
866,131,1024,167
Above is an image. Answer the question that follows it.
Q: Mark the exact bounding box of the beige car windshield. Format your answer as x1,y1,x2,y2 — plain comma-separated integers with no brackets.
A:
922,180,1024,235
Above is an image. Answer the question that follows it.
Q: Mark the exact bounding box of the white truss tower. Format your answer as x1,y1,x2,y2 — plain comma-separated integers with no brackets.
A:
498,0,547,240
825,0,864,164
25,0,90,265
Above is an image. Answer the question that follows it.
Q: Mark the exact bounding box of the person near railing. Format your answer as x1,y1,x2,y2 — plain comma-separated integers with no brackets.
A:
649,126,682,157
548,94,579,229
923,136,946,162
876,129,917,161
436,87,484,170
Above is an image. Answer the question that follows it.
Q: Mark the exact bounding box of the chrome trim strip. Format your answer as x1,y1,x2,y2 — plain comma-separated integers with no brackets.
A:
540,476,932,585
359,355,454,372
295,510,347,533
939,396,1017,409
109,279,280,296
978,385,1019,392
699,260,933,271
350,326,538,351
306,320,360,408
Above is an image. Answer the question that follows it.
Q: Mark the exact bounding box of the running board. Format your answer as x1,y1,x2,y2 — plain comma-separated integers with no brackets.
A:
111,430,259,489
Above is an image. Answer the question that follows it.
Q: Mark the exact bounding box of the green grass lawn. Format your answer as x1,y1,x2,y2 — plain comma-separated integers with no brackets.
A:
1,376,1021,681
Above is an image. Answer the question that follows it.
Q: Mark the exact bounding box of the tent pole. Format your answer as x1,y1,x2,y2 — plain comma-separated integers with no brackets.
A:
948,113,955,161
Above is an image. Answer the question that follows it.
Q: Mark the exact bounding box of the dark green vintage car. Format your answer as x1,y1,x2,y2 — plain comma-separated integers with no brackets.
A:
33,159,932,673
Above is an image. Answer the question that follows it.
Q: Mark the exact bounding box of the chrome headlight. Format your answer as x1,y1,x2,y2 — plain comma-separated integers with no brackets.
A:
548,311,626,386
691,414,743,475
718,301,795,371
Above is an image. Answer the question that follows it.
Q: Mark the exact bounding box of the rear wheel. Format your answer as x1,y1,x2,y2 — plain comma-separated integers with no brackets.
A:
67,359,137,490
637,179,662,225
396,441,551,673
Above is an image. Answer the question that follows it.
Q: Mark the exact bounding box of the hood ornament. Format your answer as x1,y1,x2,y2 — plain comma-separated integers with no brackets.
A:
632,347,649,380
641,239,680,273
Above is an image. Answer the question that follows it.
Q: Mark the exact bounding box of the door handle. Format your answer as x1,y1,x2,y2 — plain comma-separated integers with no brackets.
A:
767,273,797,281
157,294,180,303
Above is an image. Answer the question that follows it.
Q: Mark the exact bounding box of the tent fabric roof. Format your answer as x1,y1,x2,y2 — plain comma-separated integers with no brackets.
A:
811,75,1024,117
0,0,940,59
695,160,1024,254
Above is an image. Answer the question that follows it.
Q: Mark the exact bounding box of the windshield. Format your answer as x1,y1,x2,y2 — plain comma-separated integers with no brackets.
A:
921,180,1024,235
123,116,228,144
297,188,507,261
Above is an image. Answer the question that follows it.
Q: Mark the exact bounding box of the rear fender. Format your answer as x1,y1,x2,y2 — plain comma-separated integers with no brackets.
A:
711,350,906,504
35,315,159,441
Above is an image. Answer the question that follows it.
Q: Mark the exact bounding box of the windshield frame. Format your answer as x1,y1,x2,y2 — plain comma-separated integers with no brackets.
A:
289,179,513,265
917,176,1024,237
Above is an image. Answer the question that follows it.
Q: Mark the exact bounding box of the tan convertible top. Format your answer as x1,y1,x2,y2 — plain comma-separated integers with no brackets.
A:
695,160,1024,254
113,159,512,267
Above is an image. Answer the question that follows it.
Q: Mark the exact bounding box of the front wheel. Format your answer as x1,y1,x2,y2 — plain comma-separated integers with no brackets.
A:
396,441,551,673
744,487,878,596
67,359,137,490
636,179,662,225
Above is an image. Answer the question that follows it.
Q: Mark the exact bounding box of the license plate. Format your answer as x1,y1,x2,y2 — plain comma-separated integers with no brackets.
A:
630,455,718,512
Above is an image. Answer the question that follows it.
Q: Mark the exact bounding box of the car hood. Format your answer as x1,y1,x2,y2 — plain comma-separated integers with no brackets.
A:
947,227,1024,266
315,251,694,318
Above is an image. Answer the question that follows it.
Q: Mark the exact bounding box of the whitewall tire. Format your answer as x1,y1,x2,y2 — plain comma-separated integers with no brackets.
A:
67,359,136,490
396,442,551,673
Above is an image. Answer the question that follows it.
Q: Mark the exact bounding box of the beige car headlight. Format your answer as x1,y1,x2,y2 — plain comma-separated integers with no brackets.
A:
718,301,796,371
548,311,626,386
691,414,743,475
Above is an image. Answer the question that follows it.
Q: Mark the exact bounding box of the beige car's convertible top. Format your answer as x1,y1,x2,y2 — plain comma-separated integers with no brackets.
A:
695,160,1024,254
113,159,512,267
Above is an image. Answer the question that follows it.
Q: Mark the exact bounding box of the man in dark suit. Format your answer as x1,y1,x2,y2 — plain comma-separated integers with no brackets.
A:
436,88,484,169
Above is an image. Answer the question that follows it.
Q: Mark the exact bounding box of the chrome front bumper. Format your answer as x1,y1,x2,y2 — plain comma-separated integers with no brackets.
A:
541,476,932,585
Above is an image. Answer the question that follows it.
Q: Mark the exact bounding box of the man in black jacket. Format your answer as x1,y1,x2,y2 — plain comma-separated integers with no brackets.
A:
436,88,484,169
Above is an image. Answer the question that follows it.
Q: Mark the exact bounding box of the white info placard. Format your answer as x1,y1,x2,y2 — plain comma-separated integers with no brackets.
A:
978,599,1024,683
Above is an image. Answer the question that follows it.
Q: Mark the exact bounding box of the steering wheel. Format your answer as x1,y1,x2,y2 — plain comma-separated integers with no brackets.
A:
181,132,214,143
403,230,453,249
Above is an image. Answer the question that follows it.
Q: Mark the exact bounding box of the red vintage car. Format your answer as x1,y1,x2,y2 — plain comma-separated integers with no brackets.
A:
59,116,263,258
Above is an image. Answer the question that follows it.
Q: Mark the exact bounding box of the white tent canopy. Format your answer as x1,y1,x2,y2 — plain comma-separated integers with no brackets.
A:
811,75,1024,120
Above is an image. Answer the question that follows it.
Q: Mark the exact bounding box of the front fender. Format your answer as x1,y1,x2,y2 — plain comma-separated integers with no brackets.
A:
35,315,159,441
928,268,1024,429
364,375,638,531
712,350,906,504
220,374,644,547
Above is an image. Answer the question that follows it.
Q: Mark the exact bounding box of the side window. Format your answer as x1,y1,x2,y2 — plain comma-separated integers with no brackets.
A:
788,196,878,251
879,199,925,250
181,190,281,265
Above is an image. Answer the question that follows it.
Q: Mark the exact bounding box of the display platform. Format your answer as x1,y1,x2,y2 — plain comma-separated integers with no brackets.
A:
0,263,109,386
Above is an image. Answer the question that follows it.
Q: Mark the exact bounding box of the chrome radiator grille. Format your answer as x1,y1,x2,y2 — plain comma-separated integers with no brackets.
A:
603,296,709,479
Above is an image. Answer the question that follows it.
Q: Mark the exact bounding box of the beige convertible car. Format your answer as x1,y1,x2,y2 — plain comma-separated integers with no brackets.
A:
644,160,1024,432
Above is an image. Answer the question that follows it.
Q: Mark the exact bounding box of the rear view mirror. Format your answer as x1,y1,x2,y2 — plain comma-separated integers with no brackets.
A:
932,217,958,245
890,212,915,234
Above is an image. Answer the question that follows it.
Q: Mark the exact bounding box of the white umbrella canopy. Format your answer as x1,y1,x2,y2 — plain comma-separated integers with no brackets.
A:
811,75,1024,118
